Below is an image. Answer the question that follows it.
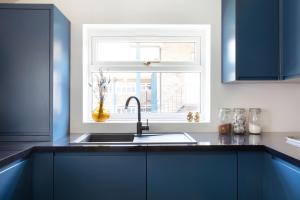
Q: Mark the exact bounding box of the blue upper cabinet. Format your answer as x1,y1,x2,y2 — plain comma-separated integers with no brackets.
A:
147,151,237,200
0,4,70,141
0,159,31,200
222,0,280,82
54,152,146,200
281,0,300,79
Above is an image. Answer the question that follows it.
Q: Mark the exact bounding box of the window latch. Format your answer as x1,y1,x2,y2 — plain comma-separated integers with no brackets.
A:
143,61,160,66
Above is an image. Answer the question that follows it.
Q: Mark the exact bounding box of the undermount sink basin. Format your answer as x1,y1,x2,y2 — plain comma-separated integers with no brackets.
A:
72,132,197,145
78,134,134,143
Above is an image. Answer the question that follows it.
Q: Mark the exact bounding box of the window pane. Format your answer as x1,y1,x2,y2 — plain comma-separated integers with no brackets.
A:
95,42,137,61
91,72,200,116
139,46,161,61
93,40,196,63
140,43,195,62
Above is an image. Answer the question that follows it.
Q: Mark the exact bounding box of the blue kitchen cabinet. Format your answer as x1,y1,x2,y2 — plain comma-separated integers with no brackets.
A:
147,151,237,200
281,0,300,79
269,156,300,200
32,153,54,200
222,0,280,82
54,152,146,200
0,4,70,142
238,151,265,200
262,153,300,200
0,159,31,200
262,153,274,200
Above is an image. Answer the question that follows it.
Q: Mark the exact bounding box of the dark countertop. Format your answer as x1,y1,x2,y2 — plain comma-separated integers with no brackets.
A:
0,132,300,168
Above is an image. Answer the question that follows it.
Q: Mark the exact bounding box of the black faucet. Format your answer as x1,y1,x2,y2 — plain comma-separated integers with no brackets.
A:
125,96,149,136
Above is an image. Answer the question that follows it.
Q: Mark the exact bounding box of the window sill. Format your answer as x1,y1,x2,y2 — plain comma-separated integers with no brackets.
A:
83,120,210,124
79,120,211,133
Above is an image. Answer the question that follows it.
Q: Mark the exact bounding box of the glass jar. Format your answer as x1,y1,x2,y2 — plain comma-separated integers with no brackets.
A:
218,108,232,135
232,108,247,135
248,108,262,134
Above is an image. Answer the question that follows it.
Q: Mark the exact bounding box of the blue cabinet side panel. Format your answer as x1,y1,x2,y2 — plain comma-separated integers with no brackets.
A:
237,0,279,80
282,0,300,78
238,151,263,200
147,152,237,200
0,160,32,200
222,0,237,82
52,7,70,141
0,8,50,134
54,152,146,200
32,153,53,200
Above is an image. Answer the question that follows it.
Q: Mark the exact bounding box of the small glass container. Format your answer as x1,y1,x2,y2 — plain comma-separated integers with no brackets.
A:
218,108,232,135
194,112,200,123
248,108,262,134
232,108,247,135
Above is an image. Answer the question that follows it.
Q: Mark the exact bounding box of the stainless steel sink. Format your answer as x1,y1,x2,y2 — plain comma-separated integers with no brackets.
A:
72,132,197,145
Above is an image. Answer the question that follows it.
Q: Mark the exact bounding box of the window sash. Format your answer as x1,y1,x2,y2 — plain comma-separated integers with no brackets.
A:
86,71,203,122
90,36,202,66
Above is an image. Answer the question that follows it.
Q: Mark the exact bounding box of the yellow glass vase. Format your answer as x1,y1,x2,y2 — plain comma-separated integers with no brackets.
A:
92,100,110,122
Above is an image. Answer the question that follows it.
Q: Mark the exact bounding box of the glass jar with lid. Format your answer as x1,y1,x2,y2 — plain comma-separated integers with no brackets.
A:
232,108,247,135
218,108,232,135
248,108,262,134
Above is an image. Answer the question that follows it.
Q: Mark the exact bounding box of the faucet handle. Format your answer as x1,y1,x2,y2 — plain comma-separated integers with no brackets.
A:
143,119,149,131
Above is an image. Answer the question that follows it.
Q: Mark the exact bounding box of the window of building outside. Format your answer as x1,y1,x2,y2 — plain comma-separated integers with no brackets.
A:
83,25,211,123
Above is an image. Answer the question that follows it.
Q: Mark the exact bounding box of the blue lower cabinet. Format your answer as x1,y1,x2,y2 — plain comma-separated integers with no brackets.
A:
147,151,237,200
270,156,300,200
32,153,53,200
238,151,264,200
0,159,31,200
53,152,146,200
262,153,274,200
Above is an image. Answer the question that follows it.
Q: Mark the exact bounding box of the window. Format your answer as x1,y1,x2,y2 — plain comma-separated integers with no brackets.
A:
83,25,211,122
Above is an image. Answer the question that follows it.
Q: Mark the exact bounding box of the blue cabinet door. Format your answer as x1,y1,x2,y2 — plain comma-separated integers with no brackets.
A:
238,151,264,200
32,153,53,200
281,0,300,79
270,156,300,200
0,4,70,142
147,151,237,200
0,8,50,134
54,152,146,200
0,159,31,200
237,0,279,80
222,0,280,82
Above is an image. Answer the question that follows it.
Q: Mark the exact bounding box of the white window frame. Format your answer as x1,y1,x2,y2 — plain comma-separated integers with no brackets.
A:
83,24,211,123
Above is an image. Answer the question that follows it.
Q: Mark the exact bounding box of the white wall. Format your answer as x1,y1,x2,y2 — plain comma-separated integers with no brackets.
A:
4,0,300,133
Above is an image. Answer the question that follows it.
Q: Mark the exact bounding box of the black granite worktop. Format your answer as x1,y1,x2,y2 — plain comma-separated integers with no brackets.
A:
0,132,300,168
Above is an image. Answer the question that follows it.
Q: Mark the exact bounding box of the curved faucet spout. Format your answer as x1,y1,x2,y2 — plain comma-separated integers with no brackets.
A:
125,96,141,122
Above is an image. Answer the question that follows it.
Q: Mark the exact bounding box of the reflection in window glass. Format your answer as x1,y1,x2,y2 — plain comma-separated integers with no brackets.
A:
94,40,196,63
91,72,200,114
